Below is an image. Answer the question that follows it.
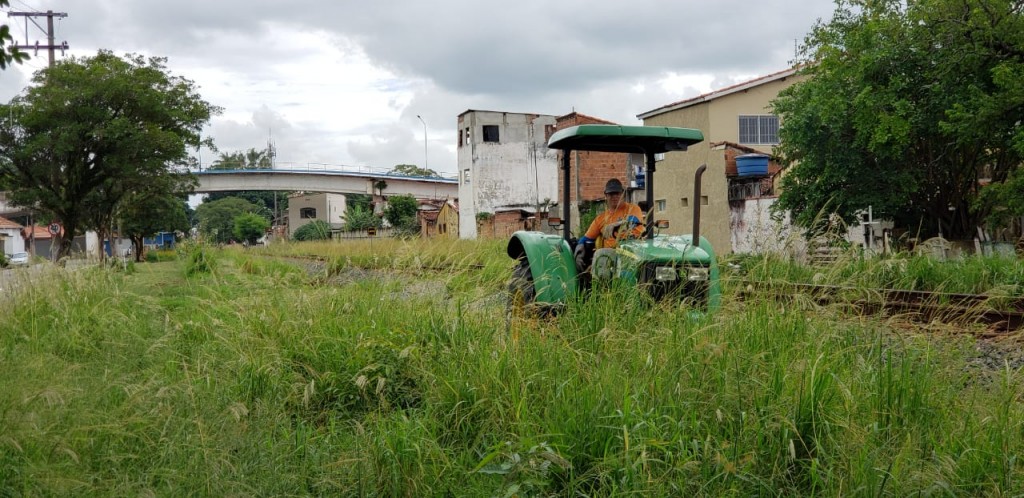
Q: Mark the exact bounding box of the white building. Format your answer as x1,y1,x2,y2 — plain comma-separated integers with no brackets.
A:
456,110,560,239
0,216,25,256
288,192,346,237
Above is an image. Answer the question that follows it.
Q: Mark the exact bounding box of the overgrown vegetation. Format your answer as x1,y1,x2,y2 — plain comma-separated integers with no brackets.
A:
292,220,331,241
2,240,1023,496
730,250,1024,295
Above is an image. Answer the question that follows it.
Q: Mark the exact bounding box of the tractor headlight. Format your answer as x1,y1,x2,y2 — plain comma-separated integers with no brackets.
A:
685,267,710,282
655,266,678,281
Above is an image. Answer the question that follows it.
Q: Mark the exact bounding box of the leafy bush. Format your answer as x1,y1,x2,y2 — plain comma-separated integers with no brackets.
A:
344,205,382,231
383,195,417,227
233,212,270,244
293,220,331,241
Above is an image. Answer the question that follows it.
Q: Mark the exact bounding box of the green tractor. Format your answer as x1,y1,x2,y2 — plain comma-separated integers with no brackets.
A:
506,124,721,314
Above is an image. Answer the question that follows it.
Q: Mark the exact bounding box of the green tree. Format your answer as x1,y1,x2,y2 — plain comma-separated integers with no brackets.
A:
292,220,331,241
343,205,382,231
233,212,270,245
195,197,262,244
772,0,1024,239
390,164,439,177
0,50,217,260
119,193,191,261
383,194,420,236
209,148,272,170
0,1,29,70
342,193,381,231
346,193,374,213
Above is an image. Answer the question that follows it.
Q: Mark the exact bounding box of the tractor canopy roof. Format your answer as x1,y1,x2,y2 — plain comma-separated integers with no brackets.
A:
547,124,704,154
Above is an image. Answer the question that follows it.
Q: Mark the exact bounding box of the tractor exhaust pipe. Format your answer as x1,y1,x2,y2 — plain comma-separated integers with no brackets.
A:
692,164,706,246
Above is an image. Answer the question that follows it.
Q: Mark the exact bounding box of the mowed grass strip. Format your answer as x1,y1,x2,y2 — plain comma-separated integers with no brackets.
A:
1,241,1022,496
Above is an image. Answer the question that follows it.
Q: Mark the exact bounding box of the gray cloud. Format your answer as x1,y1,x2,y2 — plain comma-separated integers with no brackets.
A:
2,0,835,176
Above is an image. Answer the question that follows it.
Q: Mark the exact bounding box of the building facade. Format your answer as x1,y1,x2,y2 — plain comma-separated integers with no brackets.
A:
456,110,560,239
637,68,806,253
287,192,347,237
0,216,25,256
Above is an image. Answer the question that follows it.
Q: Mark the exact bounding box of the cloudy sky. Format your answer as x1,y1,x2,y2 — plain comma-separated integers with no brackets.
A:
1,0,836,177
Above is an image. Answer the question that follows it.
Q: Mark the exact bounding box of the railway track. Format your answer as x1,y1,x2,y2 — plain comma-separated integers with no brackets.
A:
740,281,1024,333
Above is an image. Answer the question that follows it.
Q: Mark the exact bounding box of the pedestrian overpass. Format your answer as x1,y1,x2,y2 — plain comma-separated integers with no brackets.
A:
193,168,458,199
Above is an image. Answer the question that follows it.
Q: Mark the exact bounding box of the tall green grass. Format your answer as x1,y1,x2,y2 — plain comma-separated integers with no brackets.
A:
1,241,1022,496
732,250,1024,295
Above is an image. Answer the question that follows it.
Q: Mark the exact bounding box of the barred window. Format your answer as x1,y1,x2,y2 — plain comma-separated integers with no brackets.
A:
738,115,779,145
300,208,317,219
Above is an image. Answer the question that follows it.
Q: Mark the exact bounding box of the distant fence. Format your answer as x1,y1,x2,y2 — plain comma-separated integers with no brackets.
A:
331,228,397,240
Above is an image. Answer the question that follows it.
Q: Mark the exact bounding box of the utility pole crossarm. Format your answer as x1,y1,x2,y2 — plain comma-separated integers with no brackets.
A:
7,10,69,66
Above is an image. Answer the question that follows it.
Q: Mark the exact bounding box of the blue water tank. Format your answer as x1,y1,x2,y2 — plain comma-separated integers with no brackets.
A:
735,153,769,177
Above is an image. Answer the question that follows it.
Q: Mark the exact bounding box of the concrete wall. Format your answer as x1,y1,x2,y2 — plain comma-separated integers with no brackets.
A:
288,192,346,237
730,197,803,255
457,110,559,239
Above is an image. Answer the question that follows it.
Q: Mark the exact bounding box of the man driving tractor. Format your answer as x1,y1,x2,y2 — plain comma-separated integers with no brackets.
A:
574,178,643,273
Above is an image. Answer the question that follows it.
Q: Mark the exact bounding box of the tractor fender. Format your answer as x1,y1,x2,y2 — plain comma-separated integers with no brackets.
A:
507,231,577,304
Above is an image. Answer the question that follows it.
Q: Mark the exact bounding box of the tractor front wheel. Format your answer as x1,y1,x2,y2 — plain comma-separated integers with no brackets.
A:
505,259,536,334
507,259,535,312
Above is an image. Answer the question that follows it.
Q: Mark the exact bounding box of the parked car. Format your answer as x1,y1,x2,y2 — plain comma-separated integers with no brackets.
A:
7,252,29,266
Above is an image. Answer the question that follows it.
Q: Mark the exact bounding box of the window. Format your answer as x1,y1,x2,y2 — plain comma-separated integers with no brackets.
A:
463,169,471,184
738,115,779,144
656,199,667,212
300,208,317,219
482,125,499,143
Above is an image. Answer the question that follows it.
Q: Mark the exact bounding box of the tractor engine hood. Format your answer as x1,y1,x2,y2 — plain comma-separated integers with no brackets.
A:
618,235,714,265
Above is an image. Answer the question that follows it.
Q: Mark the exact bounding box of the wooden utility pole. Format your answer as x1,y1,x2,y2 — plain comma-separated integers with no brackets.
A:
7,10,69,67
7,10,68,258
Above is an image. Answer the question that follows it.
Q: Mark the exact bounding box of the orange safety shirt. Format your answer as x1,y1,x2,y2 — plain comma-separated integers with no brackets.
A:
584,202,644,249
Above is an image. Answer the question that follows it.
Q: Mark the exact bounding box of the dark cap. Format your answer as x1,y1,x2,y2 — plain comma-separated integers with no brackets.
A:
604,178,624,194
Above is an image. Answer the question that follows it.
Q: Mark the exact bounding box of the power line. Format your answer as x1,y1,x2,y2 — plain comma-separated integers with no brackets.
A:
7,9,68,67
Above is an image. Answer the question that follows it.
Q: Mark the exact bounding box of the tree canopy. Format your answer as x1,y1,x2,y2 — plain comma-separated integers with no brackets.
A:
195,197,263,244
383,194,420,236
0,50,218,259
772,0,1024,239
233,212,270,245
389,164,440,177
119,192,191,261
209,148,273,170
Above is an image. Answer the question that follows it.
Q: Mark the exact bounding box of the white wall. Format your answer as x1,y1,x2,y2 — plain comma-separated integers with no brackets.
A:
731,197,895,257
288,192,347,237
457,111,559,239
730,197,803,255
1,228,26,255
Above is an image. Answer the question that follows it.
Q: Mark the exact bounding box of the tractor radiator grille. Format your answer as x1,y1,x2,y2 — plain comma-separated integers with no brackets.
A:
637,262,710,306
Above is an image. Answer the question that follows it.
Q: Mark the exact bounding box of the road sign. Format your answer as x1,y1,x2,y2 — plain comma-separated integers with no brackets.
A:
367,227,377,237
48,223,60,235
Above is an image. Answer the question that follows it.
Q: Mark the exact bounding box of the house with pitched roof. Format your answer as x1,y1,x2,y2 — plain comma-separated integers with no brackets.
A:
636,67,806,253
